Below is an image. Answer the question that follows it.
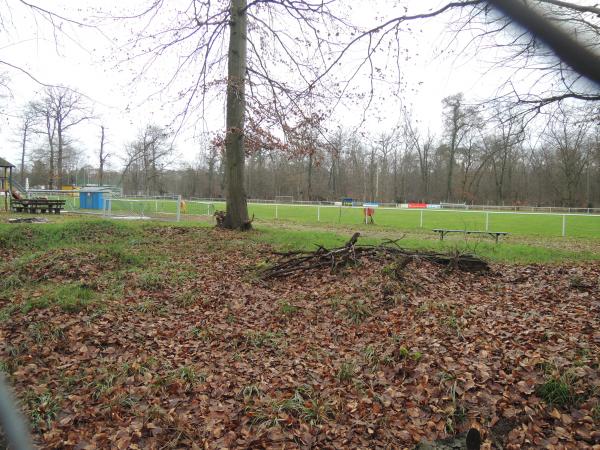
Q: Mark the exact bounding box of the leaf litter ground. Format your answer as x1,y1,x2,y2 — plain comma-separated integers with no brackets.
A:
0,225,599,449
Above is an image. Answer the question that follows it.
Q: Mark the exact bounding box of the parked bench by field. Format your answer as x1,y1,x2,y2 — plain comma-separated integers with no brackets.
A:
432,228,509,243
11,198,66,214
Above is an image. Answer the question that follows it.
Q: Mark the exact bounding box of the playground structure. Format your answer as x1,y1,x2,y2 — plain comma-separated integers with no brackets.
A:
0,157,68,214
0,158,15,212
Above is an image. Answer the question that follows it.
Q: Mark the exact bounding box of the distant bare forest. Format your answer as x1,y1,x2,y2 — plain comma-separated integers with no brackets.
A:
18,94,599,208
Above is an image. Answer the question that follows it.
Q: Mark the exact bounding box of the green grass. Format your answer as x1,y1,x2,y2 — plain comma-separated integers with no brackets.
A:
0,218,138,251
0,214,597,271
536,372,582,408
22,283,96,314
336,361,357,383
246,224,598,263
65,197,600,239
245,384,333,429
199,202,599,239
25,390,61,431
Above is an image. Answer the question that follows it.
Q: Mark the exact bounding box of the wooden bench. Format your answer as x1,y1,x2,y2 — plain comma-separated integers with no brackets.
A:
11,199,66,214
432,229,509,243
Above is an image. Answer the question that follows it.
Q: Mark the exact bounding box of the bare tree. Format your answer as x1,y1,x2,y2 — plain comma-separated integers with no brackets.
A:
441,93,480,201
121,125,175,195
457,131,486,202
31,87,91,189
544,105,593,206
480,104,526,203
31,99,57,189
402,110,434,202
0,73,9,107
47,87,91,188
15,103,36,184
98,125,110,186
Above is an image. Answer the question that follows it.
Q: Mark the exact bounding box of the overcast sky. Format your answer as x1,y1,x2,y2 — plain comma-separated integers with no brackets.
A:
0,1,512,170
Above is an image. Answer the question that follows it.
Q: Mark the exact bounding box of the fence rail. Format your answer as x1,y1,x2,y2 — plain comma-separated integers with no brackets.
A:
188,197,600,215
9,191,600,238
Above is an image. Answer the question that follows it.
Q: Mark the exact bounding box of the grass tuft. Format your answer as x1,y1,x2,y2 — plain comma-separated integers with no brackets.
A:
336,361,357,383
344,299,371,324
536,372,581,408
279,301,300,316
25,391,60,431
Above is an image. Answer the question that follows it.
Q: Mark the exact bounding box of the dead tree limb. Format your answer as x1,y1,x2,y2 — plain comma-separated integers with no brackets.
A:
261,233,489,280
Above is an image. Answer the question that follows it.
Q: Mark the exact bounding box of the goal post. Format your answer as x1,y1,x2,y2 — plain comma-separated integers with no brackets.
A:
185,200,215,216
275,196,294,204
107,198,153,217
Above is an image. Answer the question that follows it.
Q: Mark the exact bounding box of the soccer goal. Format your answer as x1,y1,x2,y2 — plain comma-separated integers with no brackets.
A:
106,198,158,218
185,200,215,216
275,196,294,204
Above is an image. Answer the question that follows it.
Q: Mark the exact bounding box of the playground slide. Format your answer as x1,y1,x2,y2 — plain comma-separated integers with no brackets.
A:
10,179,27,200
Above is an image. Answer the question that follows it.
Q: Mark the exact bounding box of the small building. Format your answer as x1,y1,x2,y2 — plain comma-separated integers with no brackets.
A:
0,158,15,212
79,187,111,209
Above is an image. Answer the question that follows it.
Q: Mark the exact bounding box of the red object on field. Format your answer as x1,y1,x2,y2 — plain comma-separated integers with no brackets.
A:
408,202,427,208
363,207,375,217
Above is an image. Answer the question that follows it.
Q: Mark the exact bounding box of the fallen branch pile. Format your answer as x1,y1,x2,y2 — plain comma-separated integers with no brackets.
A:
261,232,489,280
8,217,49,224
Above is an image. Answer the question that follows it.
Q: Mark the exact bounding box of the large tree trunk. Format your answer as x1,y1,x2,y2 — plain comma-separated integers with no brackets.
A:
223,0,250,230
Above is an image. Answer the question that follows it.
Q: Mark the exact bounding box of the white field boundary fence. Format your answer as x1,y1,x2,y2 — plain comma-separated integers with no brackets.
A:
18,191,216,221
102,195,215,221
192,200,598,238
267,202,598,237
15,192,600,237
196,197,600,215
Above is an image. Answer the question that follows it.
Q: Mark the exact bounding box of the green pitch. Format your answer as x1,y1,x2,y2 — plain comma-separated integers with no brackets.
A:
231,202,598,239
78,198,599,239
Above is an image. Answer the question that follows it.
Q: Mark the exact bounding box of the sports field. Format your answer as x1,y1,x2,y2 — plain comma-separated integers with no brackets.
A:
98,198,600,239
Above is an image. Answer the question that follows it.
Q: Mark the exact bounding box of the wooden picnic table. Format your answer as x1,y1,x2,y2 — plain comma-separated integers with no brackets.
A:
11,198,66,214
432,228,509,243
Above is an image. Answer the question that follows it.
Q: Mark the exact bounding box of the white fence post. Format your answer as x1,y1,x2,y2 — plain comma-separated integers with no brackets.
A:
485,212,489,231
420,210,423,228
176,195,182,222
317,205,320,222
103,194,112,217
275,204,278,219
562,215,566,237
